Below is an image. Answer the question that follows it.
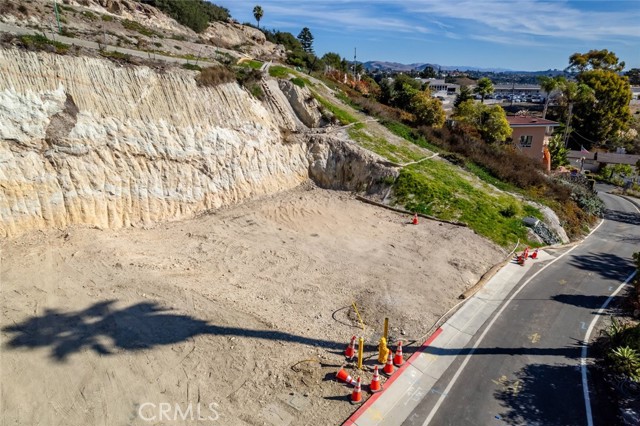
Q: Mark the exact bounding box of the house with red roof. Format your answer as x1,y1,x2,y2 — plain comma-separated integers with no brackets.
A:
506,116,560,161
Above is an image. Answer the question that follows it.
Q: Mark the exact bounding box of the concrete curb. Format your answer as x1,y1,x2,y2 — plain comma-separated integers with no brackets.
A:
342,328,444,426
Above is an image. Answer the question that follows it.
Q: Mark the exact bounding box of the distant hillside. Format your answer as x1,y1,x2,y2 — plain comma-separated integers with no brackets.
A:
362,61,565,74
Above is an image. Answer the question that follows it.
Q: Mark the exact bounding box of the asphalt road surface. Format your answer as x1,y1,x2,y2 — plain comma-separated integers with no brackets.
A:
403,190,640,426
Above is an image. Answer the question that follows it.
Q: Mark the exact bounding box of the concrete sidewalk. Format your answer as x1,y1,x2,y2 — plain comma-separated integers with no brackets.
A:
344,250,555,426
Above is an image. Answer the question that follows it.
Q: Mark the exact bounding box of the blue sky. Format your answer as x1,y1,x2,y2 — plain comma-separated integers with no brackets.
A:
214,0,640,71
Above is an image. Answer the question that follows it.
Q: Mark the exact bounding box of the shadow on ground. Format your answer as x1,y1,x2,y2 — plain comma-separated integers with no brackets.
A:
551,294,611,310
494,363,619,426
2,300,344,362
567,252,635,281
604,208,640,226
422,343,582,359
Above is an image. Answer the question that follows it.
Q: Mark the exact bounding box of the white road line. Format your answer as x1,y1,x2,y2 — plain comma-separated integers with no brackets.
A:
422,219,605,426
582,196,640,426
581,270,637,426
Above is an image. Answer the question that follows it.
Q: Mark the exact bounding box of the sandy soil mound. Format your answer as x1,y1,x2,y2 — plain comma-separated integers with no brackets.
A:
1,184,504,425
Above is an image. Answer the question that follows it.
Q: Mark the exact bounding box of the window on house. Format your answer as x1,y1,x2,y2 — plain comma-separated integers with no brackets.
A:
519,135,533,148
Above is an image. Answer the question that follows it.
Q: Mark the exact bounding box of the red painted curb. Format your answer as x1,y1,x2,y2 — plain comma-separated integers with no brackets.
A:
342,327,444,425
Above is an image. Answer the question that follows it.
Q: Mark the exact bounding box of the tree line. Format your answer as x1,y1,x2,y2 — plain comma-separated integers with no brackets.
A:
140,0,229,33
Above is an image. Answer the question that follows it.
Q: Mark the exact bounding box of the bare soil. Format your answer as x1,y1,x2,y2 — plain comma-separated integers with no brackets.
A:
1,184,504,425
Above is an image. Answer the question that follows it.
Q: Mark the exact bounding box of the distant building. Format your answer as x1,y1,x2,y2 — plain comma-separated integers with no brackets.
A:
506,116,560,160
631,86,640,104
567,151,640,173
417,78,460,94
493,84,543,96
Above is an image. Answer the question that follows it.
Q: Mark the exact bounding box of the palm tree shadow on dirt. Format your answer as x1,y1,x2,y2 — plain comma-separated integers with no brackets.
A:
2,300,343,362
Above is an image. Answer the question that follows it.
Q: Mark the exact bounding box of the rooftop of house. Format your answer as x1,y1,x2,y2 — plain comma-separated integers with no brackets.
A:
506,116,560,127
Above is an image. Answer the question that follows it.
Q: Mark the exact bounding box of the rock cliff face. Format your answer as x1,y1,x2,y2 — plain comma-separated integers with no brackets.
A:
0,49,310,237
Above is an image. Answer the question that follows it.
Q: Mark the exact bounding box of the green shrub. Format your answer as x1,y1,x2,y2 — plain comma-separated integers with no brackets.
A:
268,65,290,78
567,182,605,217
82,10,98,21
196,65,235,87
140,0,229,33
18,34,69,54
290,77,305,88
499,204,517,218
313,93,358,125
101,14,114,22
235,68,264,99
99,49,131,61
122,19,162,38
608,346,640,381
181,63,202,71
238,60,262,70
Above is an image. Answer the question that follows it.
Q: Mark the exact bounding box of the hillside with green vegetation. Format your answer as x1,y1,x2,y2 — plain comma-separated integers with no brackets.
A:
260,59,608,248
140,0,229,33
262,71,549,248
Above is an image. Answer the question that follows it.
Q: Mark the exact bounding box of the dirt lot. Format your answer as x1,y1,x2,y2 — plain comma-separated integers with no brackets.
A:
1,183,504,425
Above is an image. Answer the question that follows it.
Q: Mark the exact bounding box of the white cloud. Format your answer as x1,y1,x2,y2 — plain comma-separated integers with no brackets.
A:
256,2,432,34
403,0,640,41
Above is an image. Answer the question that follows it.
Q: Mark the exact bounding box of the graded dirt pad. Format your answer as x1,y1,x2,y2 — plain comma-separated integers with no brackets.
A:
0,184,504,425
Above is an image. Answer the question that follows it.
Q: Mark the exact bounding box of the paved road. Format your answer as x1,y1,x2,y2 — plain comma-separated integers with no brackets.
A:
403,190,640,426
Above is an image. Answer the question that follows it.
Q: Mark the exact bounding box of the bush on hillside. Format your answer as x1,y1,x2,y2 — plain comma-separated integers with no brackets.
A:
141,0,230,33
235,68,264,100
196,66,235,87
336,86,603,239
17,34,69,54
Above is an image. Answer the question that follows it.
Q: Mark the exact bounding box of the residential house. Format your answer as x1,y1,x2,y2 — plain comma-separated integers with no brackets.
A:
506,116,560,161
567,151,640,173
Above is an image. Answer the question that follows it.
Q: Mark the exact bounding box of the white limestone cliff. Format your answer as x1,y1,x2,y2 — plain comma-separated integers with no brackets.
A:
0,49,310,237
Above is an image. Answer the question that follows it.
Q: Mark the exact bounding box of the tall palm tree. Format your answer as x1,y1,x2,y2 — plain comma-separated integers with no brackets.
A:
537,75,561,119
559,80,595,147
253,5,263,29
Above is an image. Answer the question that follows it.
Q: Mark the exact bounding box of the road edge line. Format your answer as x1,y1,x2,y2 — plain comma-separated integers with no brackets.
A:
581,195,640,426
419,220,606,425
580,270,637,426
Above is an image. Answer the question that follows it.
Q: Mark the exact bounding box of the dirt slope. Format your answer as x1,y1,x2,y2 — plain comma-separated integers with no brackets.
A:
1,184,504,425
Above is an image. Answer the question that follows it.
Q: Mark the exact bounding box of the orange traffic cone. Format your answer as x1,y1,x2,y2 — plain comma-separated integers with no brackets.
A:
524,247,530,259
345,335,356,360
393,341,404,366
351,377,363,404
383,351,394,376
336,368,357,386
531,249,539,259
412,213,418,225
369,365,382,393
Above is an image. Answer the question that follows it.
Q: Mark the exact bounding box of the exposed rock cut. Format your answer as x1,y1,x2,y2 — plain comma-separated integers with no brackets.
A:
0,49,309,237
